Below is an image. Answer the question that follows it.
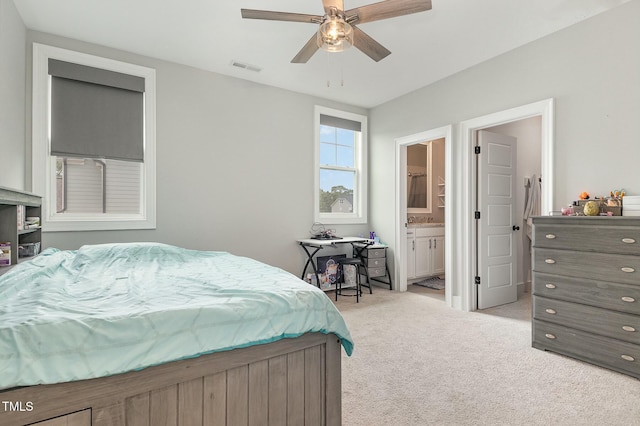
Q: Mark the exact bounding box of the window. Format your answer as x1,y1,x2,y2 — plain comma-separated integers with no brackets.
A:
314,106,367,224
55,158,141,214
32,44,156,231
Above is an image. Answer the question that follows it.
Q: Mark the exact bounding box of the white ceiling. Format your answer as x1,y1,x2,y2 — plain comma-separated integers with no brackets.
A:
14,0,631,108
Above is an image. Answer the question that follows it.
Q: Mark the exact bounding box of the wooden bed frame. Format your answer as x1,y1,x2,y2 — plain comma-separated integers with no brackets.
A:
0,333,342,426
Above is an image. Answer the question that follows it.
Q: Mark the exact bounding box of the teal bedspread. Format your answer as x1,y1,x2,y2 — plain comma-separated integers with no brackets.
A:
0,243,353,389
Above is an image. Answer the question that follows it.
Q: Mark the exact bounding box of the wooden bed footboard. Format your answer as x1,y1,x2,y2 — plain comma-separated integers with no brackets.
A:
0,333,342,426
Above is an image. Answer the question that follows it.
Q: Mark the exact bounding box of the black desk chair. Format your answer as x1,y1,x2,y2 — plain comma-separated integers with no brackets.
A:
335,257,364,303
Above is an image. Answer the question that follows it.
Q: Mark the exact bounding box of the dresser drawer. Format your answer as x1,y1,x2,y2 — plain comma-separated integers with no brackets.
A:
533,247,640,285
534,223,640,255
367,266,386,278
534,296,640,344
533,320,640,378
533,272,640,314
365,257,386,268
360,247,386,259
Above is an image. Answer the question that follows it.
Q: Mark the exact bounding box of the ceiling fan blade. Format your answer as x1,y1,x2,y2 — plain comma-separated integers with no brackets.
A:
346,0,432,25
322,0,345,14
352,26,391,62
241,9,322,24
291,34,320,63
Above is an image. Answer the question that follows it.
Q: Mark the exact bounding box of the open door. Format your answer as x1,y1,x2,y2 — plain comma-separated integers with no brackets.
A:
476,130,518,309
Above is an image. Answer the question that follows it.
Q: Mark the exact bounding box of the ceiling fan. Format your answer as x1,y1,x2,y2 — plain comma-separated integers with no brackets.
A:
241,0,432,63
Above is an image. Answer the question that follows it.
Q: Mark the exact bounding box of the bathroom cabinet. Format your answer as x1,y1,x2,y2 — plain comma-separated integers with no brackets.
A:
407,226,444,279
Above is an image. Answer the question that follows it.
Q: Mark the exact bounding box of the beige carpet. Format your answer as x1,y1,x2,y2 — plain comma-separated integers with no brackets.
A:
333,285,640,426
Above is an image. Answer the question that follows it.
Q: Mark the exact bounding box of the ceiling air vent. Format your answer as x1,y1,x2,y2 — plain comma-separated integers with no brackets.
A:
230,61,262,73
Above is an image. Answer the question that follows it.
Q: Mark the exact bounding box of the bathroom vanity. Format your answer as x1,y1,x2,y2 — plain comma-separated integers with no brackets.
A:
407,224,444,279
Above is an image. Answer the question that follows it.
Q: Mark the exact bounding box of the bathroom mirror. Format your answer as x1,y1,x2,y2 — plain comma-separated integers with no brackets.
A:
407,141,432,213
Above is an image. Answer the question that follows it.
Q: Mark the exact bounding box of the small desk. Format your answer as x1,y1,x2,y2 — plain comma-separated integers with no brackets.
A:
297,237,372,288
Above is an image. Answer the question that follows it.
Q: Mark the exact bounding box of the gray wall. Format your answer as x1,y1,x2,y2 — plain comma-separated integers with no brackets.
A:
20,31,368,276
369,0,640,288
0,0,26,191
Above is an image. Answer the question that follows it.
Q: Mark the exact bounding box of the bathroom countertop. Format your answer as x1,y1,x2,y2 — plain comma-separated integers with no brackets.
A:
407,222,445,228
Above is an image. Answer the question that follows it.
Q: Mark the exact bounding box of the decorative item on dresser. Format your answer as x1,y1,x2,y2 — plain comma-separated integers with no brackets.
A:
531,216,640,379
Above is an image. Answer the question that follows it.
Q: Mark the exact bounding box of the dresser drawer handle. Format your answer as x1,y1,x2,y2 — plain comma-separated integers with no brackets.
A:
622,296,636,303
622,238,636,244
621,267,635,273
545,283,557,289
545,259,556,264
621,355,635,362
545,234,557,239
545,308,557,315
544,333,556,340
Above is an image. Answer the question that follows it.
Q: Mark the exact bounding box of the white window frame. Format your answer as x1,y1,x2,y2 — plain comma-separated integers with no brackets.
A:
32,43,156,231
314,106,367,225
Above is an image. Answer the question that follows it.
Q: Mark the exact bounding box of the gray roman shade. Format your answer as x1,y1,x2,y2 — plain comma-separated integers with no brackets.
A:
320,114,362,132
48,59,145,162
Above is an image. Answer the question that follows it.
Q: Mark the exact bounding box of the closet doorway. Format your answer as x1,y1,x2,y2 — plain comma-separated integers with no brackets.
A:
394,125,452,307
480,118,543,306
460,98,555,311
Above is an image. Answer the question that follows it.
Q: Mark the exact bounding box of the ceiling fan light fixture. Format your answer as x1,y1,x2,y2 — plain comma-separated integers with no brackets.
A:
317,12,353,53
241,0,434,63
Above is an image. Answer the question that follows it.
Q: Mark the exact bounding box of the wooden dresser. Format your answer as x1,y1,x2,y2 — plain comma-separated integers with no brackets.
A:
531,216,640,379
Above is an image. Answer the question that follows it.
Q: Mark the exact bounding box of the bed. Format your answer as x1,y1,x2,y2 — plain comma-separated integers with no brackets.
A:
0,242,353,426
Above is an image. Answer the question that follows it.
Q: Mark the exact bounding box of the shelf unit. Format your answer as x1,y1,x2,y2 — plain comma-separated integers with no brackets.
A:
0,186,42,276
437,176,445,208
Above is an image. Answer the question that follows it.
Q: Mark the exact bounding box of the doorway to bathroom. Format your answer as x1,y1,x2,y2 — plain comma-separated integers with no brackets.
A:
394,125,452,306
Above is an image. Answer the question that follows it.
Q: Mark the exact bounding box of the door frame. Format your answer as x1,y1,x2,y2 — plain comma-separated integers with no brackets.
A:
394,125,453,306
460,98,555,311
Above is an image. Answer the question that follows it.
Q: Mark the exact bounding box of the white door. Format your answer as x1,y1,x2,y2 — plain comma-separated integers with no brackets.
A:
477,130,518,309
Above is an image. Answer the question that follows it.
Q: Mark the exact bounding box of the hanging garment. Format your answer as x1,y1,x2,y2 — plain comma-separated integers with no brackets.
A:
522,175,541,289
523,174,541,240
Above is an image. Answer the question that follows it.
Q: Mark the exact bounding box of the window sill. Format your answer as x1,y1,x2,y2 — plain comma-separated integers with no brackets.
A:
314,215,367,225
43,216,156,232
